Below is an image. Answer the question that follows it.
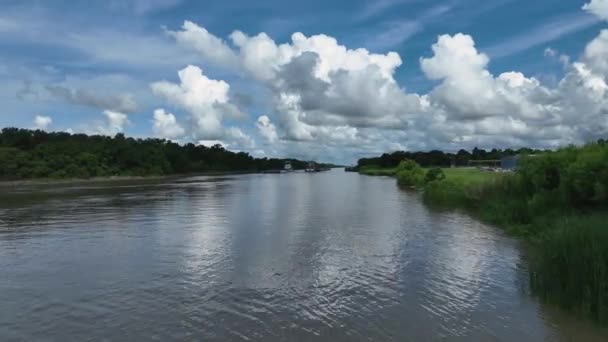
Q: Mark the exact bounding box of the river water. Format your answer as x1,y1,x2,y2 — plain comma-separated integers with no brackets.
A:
0,169,606,341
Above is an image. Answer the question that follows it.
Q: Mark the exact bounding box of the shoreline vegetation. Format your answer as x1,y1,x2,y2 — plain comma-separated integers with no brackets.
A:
0,128,338,182
357,141,608,324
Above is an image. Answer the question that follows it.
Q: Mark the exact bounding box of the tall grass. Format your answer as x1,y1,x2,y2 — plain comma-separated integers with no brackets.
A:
422,169,505,209
531,214,608,323
441,167,503,184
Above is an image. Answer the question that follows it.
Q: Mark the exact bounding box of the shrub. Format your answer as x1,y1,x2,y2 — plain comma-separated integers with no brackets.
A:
396,159,420,172
396,159,424,187
517,143,608,207
396,169,425,187
562,147,608,204
425,168,445,183
518,154,564,193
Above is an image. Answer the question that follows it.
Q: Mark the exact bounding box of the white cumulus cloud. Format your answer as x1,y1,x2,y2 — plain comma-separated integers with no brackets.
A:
421,33,556,121
151,65,241,140
162,6,608,161
256,115,279,143
584,0,608,21
93,110,129,136
225,127,256,150
33,115,52,130
167,21,240,69
153,108,185,139
168,21,422,143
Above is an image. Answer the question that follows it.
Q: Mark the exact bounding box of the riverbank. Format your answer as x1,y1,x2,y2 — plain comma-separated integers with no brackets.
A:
0,170,258,188
0,168,338,188
360,165,501,183
358,143,608,323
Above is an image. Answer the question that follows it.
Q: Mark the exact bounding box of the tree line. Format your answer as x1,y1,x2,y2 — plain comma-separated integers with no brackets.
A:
0,128,334,180
358,139,608,169
358,147,553,169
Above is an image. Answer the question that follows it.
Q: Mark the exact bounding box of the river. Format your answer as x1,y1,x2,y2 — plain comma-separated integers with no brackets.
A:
0,169,606,341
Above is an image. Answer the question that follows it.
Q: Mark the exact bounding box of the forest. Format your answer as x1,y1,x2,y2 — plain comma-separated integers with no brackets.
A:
0,128,333,180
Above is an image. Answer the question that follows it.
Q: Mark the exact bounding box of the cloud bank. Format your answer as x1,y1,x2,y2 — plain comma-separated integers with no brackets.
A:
153,108,185,139
46,85,138,113
146,0,608,161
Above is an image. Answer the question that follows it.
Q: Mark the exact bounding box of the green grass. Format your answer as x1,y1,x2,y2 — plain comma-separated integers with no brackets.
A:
422,168,506,209
358,165,398,176
439,167,503,185
361,165,503,182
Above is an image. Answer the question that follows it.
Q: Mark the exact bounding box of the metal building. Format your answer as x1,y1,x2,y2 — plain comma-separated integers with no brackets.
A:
500,155,520,170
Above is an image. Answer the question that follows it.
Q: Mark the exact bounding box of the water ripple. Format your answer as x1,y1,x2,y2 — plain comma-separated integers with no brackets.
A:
1,172,607,341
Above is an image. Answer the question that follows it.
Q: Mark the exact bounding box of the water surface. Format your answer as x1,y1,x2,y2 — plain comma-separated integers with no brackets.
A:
1,170,605,341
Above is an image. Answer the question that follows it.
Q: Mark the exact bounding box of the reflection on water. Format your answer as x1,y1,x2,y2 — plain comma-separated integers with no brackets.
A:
0,170,606,341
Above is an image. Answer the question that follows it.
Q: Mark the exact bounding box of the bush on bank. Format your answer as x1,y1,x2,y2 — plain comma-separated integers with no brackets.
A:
396,159,425,187
424,168,445,183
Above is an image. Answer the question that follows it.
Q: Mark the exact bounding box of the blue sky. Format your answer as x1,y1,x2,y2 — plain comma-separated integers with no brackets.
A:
1,0,607,163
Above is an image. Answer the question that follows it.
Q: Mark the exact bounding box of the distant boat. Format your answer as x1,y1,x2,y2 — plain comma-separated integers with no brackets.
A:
305,161,330,172
261,161,294,174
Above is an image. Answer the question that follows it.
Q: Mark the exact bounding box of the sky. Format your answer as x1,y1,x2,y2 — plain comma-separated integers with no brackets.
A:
1,0,608,164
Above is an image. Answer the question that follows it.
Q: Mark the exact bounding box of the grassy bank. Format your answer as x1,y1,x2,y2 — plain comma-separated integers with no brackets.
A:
360,143,608,323
359,165,398,176
360,165,500,181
